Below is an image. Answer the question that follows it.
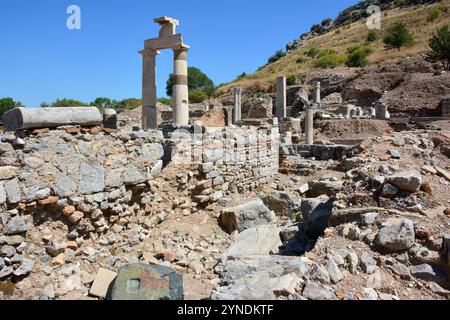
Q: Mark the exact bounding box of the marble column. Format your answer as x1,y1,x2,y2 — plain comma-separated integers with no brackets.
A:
276,76,287,119
305,107,314,145
173,46,189,125
234,86,242,122
141,49,159,129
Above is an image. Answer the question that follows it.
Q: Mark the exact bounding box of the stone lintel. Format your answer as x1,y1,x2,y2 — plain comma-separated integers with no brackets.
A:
138,49,160,56
144,34,185,50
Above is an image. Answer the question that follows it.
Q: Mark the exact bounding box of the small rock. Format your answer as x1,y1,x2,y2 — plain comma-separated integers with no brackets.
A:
310,264,330,284
360,212,378,226
0,245,16,257
13,259,34,276
409,264,441,282
302,282,336,300
326,260,344,284
4,216,27,235
360,251,377,274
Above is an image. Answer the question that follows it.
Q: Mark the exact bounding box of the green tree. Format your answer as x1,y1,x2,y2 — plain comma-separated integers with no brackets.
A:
189,90,208,103
91,97,113,109
429,25,450,71
166,67,214,97
0,98,23,117
117,98,141,110
157,97,172,105
267,49,286,64
51,98,87,108
383,22,414,51
286,74,296,86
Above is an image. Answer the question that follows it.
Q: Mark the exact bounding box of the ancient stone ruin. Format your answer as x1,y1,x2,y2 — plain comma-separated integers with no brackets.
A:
0,15,450,302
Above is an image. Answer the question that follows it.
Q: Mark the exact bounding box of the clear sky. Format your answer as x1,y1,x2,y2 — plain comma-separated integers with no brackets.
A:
0,0,357,107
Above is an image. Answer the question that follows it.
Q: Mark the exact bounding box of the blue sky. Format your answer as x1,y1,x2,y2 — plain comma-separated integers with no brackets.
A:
0,0,357,107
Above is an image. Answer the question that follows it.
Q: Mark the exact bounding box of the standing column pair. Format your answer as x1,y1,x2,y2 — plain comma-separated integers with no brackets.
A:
141,46,190,129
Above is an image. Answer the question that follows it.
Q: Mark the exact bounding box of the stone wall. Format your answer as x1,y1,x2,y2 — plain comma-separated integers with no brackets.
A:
168,126,280,203
0,127,165,234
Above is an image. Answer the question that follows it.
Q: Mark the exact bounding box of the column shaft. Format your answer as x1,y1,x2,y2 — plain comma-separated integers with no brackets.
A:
305,108,314,145
276,76,287,119
142,51,158,129
173,48,189,125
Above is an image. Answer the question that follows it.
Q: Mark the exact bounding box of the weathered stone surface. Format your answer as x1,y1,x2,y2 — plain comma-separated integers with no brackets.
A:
385,171,422,192
435,167,450,182
301,198,333,237
107,263,183,300
360,251,377,274
224,225,282,259
4,216,27,235
24,157,45,169
0,166,18,180
220,198,275,234
54,176,77,197
325,260,344,284
79,163,105,194
3,107,103,131
302,281,336,300
409,264,443,282
376,219,415,252
89,268,118,298
4,178,21,204
142,143,165,162
260,190,301,215
307,180,343,197
13,259,34,276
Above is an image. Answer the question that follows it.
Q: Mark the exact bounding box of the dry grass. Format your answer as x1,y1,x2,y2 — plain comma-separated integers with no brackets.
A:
217,1,450,95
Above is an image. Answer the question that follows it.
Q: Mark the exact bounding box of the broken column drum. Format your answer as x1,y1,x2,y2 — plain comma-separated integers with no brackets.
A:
140,17,190,129
3,107,103,131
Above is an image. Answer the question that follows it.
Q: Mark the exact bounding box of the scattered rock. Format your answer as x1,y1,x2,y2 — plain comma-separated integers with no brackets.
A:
220,198,275,234
385,171,422,193
302,281,336,300
375,219,415,252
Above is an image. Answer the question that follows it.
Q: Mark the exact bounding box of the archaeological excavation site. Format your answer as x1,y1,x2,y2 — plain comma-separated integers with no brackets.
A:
1,0,450,302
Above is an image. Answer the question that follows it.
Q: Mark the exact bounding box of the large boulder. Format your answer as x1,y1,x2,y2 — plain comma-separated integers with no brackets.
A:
223,225,282,259
375,219,415,252
220,198,275,234
260,190,301,215
385,171,422,193
301,198,333,238
306,180,343,197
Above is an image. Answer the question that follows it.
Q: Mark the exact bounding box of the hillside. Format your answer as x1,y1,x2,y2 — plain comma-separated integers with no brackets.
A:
217,0,450,95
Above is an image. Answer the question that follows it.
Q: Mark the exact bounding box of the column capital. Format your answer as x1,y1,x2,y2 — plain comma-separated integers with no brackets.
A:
173,44,190,53
139,49,160,56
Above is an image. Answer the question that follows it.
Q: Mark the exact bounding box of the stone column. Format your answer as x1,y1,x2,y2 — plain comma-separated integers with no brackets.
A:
234,86,242,122
276,76,287,119
173,46,189,126
305,107,314,145
315,82,321,105
141,49,159,129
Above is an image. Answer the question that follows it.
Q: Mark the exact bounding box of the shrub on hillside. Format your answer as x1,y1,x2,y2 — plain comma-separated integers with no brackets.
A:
367,30,380,42
267,50,286,64
305,47,320,58
427,7,440,23
314,53,346,69
429,25,450,71
51,99,87,108
286,74,296,86
383,22,415,51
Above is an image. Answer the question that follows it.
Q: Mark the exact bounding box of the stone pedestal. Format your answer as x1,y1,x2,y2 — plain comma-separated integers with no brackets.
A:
173,47,189,126
103,109,118,129
276,76,287,119
305,107,314,145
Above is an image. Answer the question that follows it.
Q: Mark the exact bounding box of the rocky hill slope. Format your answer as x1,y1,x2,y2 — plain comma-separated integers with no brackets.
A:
216,0,450,116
